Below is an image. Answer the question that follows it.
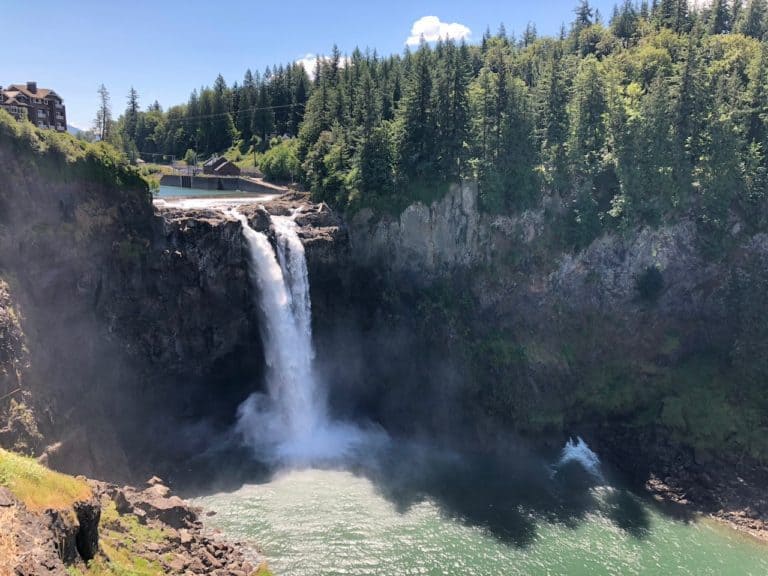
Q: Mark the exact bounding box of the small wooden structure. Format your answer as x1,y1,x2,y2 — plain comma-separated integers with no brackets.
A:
202,156,241,176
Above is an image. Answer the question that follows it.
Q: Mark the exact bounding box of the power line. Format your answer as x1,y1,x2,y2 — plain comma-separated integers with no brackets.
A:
163,102,306,125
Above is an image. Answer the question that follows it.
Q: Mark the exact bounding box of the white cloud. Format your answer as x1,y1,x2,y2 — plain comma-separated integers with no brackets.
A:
406,16,471,46
296,53,321,76
295,53,349,80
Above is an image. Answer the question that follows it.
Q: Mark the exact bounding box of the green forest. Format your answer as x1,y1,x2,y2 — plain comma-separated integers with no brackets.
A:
108,0,767,249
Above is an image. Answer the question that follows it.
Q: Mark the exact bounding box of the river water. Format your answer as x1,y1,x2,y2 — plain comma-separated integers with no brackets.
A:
193,443,768,576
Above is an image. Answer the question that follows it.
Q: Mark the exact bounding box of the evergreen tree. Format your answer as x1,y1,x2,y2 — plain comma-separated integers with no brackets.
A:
124,87,140,142
612,0,640,45
210,74,235,153
710,0,732,34
568,56,608,180
696,78,745,250
737,0,768,38
237,69,256,144
93,84,113,141
252,81,275,151
399,41,437,185
538,49,570,193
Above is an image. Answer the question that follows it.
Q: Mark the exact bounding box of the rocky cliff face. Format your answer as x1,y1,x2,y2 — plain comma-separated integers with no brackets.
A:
2,118,765,524
0,130,268,479
0,129,348,481
336,181,768,475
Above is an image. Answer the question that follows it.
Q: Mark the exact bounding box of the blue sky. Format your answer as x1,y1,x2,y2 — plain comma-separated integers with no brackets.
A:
4,0,617,129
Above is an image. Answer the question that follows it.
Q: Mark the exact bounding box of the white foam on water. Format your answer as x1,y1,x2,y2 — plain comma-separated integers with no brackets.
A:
554,436,604,482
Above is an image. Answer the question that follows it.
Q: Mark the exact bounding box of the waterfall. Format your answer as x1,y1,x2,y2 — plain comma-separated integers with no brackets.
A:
231,209,378,465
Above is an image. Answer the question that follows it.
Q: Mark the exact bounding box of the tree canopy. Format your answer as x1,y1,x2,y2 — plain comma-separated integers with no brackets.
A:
104,1,767,245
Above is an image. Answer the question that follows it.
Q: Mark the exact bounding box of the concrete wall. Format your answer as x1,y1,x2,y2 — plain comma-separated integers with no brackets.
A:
159,174,279,194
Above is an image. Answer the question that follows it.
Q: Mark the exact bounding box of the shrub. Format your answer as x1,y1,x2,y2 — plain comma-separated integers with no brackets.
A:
183,148,197,165
259,138,301,183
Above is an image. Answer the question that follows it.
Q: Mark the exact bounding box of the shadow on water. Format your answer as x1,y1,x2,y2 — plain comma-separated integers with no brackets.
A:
175,435,660,550
346,441,653,548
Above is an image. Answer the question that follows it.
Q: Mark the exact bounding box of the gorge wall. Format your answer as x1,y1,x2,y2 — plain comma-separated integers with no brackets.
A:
2,117,767,501
0,124,268,480
317,182,768,479
0,120,349,482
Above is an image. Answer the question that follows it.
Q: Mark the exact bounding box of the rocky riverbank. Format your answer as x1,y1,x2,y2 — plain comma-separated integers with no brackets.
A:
643,456,768,542
2,449,269,576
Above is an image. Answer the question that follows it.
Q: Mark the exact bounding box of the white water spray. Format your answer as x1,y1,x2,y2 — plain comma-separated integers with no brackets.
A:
231,209,379,465
553,436,604,482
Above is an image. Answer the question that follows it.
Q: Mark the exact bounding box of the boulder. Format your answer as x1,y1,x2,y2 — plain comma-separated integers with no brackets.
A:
113,488,133,514
133,493,198,529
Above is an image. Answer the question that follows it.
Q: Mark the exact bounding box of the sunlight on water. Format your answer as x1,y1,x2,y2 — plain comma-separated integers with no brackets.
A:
195,467,768,576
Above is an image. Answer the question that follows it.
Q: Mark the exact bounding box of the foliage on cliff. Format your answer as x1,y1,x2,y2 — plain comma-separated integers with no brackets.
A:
0,110,149,197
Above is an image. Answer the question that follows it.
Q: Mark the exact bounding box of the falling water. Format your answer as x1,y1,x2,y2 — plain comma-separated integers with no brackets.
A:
231,209,378,465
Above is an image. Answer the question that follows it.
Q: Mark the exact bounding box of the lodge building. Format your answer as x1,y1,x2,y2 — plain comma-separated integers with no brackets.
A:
0,82,66,131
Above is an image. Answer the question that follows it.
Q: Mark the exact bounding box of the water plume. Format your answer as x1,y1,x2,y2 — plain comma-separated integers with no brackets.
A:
552,436,604,483
231,209,384,466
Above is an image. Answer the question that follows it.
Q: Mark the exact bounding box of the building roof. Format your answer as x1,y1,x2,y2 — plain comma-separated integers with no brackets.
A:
6,84,62,101
214,161,240,172
0,92,25,107
203,156,228,168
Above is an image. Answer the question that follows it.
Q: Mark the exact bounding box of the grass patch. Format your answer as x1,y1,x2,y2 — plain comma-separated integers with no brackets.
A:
100,501,167,544
85,541,163,576
0,448,91,512
72,500,168,575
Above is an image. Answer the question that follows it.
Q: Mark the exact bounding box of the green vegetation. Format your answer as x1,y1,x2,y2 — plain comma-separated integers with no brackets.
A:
100,1,766,245
259,138,301,182
67,500,167,576
0,448,91,512
0,109,149,196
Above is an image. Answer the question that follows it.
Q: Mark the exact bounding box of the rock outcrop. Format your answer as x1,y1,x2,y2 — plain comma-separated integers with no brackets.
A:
349,182,487,278
0,488,100,575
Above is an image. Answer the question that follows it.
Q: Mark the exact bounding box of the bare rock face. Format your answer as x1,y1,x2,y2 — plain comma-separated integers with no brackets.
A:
4,502,69,576
0,280,42,454
0,488,100,576
349,182,487,278
129,480,198,529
